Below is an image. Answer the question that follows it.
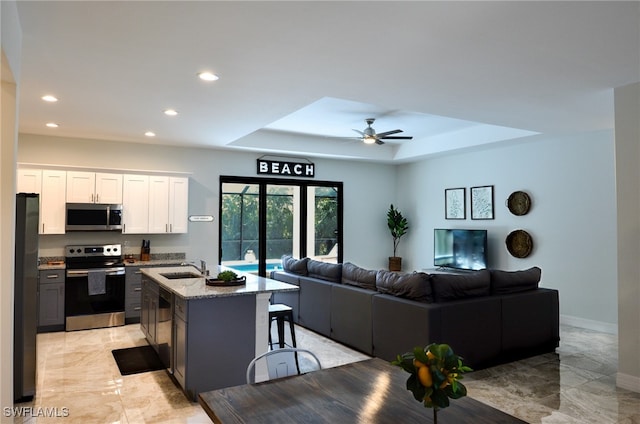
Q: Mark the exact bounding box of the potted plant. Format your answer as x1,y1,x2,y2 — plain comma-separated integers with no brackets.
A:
392,343,472,423
387,204,409,271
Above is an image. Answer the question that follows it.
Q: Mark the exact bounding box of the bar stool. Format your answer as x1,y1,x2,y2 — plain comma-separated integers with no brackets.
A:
268,303,297,349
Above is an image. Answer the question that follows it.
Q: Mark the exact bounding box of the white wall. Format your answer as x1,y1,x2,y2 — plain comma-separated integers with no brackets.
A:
397,130,618,331
17,134,397,270
614,81,640,392
1,0,21,413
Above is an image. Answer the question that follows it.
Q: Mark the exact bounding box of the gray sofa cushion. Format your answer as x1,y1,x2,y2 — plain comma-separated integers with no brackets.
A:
307,259,342,283
430,270,491,302
341,262,377,291
375,270,433,303
281,255,309,276
490,267,541,295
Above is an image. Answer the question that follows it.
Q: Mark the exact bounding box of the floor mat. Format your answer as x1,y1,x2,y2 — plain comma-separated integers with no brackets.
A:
112,345,165,376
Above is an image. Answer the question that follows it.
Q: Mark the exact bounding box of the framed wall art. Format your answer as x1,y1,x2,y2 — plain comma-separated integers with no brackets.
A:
445,187,466,220
471,185,494,220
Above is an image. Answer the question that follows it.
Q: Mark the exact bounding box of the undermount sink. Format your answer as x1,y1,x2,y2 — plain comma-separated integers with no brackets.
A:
160,271,202,280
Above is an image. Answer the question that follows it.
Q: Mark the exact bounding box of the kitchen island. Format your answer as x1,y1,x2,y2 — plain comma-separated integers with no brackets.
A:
140,265,298,401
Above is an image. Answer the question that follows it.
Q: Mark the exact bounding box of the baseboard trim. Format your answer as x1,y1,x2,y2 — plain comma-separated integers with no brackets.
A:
560,314,617,335
617,372,640,393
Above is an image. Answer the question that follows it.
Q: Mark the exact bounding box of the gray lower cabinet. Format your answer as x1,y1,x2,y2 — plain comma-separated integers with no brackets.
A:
140,277,158,346
125,266,146,324
38,270,65,332
171,294,257,401
173,301,187,389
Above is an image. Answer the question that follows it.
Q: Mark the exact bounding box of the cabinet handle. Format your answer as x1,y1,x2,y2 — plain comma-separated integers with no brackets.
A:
96,193,99,203
47,274,59,279
135,271,142,274
134,306,141,311
134,287,142,292
170,224,173,232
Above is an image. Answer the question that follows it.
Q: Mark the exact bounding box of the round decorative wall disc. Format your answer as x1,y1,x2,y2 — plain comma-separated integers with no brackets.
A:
507,191,531,216
506,229,533,258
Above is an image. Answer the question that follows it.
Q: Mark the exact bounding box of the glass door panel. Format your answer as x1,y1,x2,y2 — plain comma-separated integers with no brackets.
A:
266,185,299,273
220,183,260,273
307,186,339,263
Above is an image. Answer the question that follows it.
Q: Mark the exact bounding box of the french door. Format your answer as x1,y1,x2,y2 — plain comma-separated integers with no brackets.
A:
220,176,343,277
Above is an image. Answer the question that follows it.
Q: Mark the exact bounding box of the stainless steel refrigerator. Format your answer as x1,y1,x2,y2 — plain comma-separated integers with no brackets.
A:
14,193,39,402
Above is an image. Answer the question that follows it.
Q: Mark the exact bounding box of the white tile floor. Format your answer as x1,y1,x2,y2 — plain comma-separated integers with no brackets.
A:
13,323,640,423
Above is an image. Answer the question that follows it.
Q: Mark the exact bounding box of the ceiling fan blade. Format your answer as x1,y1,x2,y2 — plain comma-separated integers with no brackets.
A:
375,139,385,145
375,129,403,138
379,136,413,140
352,129,365,136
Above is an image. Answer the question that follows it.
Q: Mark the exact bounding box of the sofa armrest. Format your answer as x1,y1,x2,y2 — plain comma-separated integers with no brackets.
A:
270,271,300,285
330,284,376,355
298,277,336,337
500,288,560,359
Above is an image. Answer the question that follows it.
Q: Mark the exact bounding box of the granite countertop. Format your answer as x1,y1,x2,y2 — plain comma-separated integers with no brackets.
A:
123,259,187,267
38,253,187,270
38,263,66,271
141,265,299,300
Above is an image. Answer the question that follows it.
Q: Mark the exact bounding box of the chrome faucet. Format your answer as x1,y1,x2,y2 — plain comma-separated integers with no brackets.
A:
200,260,208,275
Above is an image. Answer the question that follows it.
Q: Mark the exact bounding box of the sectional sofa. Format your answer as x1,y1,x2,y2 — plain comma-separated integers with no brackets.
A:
270,255,559,369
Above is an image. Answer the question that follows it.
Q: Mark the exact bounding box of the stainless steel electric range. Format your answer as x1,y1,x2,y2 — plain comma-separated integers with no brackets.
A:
64,244,125,331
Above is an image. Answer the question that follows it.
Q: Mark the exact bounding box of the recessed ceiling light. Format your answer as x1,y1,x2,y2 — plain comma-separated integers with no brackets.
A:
41,95,58,102
198,72,219,82
145,131,156,137
164,109,178,116
46,122,59,128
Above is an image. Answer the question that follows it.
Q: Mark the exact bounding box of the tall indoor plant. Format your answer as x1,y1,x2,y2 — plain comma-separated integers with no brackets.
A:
387,204,409,271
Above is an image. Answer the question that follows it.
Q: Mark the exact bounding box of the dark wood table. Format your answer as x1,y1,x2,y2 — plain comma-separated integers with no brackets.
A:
198,358,527,423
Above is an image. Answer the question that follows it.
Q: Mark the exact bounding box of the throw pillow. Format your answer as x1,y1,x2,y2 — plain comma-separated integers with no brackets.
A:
490,267,541,295
375,270,433,303
430,270,491,302
341,262,377,291
307,259,342,283
281,255,309,276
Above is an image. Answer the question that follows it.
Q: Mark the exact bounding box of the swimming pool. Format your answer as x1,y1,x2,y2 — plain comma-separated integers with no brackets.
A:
224,262,281,273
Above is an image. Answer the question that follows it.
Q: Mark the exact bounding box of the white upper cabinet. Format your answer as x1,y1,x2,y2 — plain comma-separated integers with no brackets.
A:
124,175,189,234
148,176,170,233
17,168,65,234
17,169,42,194
168,177,189,234
66,171,123,204
122,174,150,234
41,170,67,234
148,176,189,234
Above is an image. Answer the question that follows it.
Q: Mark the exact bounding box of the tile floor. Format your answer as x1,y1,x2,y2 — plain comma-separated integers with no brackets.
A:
13,323,640,423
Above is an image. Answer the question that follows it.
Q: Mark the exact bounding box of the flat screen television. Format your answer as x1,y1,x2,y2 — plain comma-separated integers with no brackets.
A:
434,229,488,271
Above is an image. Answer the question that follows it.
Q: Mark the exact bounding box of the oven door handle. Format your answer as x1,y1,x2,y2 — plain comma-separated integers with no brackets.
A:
66,267,126,278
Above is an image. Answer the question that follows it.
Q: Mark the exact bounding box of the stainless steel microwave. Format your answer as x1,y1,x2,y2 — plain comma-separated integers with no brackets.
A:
65,203,123,231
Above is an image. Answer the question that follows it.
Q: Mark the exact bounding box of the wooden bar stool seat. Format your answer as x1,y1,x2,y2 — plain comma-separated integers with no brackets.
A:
268,303,296,349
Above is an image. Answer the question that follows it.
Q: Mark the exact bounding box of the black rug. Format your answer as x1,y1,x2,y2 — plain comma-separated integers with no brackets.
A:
112,345,164,376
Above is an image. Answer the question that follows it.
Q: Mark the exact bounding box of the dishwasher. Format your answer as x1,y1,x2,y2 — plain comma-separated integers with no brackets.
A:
157,287,174,372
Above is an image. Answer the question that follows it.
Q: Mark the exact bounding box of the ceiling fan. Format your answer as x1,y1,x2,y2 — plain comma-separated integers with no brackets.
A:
353,118,413,145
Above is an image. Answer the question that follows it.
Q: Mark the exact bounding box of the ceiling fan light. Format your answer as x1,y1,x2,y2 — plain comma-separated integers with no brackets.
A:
363,136,376,145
